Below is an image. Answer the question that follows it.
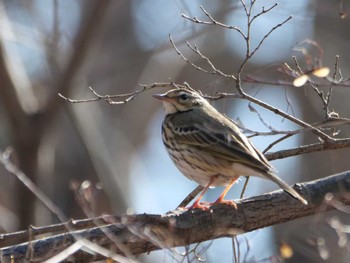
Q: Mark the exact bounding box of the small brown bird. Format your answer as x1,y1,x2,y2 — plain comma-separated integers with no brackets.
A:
154,88,308,209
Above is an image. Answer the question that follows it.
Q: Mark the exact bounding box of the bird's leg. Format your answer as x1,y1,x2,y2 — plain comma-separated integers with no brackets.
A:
212,176,239,209
186,178,214,210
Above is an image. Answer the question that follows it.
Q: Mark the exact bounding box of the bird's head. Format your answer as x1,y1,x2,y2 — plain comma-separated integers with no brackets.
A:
153,89,207,114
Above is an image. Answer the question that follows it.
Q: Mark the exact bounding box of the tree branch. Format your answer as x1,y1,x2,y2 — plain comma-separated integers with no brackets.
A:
1,171,349,262
265,138,350,160
213,92,334,142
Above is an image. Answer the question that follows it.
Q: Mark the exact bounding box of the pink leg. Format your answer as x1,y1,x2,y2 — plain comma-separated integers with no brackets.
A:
212,177,239,209
187,178,215,210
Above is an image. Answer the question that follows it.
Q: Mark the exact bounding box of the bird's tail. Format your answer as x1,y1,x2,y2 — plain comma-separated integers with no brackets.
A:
265,172,308,205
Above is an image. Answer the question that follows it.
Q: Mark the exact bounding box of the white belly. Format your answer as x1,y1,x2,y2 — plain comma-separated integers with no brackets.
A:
166,145,261,187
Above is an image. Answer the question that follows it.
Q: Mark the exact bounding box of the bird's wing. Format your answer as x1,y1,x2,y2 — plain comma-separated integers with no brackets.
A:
171,116,271,174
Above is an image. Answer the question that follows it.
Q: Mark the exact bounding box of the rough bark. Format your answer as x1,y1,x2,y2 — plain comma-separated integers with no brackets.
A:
0,171,349,262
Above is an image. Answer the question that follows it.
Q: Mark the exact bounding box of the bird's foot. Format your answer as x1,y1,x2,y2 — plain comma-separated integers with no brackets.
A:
178,200,210,211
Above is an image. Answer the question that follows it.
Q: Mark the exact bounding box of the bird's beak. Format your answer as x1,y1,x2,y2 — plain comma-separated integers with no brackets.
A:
153,93,171,102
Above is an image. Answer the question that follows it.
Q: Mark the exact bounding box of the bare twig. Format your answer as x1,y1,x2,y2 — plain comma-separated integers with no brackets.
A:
182,13,344,140
240,177,250,199
61,77,350,163
244,73,350,88
181,6,245,38
211,92,334,142
185,41,236,79
59,82,184,104
247,103,279,132
177,185,204,208
0,150,67,223
265,138,350,160
250,16,292,61
263,134,293,154
235,1,292,91
169,35,236,79
325,55,341,113
61,79,350,158
250,3,278,23
0,216,115,248
246,112,350,153
0,150,140,260
59,86,147,104
232,237,239,263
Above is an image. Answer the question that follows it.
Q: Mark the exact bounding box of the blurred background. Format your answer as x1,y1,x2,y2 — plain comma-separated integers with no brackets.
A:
0,0,349,262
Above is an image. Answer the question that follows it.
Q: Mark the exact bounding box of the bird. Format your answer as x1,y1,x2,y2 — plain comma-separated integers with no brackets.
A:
153,88,308,209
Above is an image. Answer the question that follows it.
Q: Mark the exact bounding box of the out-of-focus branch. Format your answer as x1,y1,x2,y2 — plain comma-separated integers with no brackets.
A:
0,150,67,223
0,43,26,134
44,1,111,117
0,1,112,229
0,1,39,115
1,171,349,262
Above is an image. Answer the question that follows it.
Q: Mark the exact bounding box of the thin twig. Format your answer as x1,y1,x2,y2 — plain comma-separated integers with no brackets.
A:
250,16,292,59
177,186,204,208
169,35,236,79
240,177,250,199
245,73,350,87
59,82,183,104
232,237,238,263
211,92,334,142
265,138,350,160
250,3,278,23
0,150,145,259
263,134,294,154
59,86,145,104
248,103,278,132
0,150,67,223
181,6,245,38
186,41,236,79
235,1,292,98
325,55,340,113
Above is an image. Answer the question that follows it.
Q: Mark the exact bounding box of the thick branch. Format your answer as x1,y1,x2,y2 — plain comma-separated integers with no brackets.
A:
1,171,349,262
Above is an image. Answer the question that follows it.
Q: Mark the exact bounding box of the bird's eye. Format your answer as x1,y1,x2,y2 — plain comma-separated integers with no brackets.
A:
179,93,189,101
